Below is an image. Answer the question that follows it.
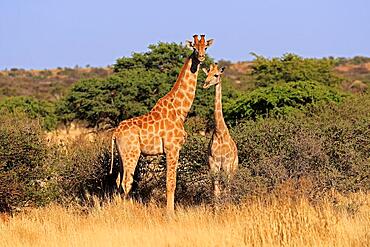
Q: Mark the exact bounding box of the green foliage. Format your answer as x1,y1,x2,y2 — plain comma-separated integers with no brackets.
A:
54,135,115,203
58,42,220,127
232,95,370,196
0,96,57,130
57,70,170,127
0,112,57,211
225,81,345,122
251,53,342,87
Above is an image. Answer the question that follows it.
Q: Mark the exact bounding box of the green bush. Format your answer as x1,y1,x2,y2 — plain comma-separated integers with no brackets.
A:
54,135,116,203
0,96,57,130
225,80,345,122
251,53,342,87
0,112,57,212
231,96,370,199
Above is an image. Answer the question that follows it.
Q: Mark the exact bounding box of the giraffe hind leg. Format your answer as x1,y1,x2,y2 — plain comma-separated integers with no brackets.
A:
122,151,140,199
115,135,140,198
109,136,115,175
114,147,124,194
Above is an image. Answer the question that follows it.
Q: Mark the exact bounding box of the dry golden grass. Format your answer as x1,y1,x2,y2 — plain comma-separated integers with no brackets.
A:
0,193,369,247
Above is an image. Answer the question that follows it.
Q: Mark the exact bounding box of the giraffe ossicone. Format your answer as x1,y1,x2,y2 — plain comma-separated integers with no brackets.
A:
110,34,213,213
202,63,238,199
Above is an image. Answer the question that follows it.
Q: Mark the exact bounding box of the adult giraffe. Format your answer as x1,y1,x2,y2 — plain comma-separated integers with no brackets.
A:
110,35,213,213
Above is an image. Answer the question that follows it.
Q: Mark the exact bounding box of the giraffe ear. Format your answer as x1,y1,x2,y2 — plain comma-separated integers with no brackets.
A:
202,68,208,74
206,39,214,47
185,40,193,49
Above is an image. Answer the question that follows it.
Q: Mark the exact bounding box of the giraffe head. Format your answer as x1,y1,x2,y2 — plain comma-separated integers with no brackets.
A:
202,63,225,89
185,34,213,62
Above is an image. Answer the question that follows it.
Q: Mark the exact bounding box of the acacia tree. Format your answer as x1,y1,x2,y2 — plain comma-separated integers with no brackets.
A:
57,42,217,128
57,70,170,128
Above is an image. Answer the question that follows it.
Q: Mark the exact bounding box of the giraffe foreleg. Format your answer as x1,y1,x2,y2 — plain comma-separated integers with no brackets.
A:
214,176,221,200
209,156,221,200
164,146,180,214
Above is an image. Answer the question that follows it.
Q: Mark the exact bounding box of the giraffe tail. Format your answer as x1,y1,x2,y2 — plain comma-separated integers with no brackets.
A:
109,134,116,175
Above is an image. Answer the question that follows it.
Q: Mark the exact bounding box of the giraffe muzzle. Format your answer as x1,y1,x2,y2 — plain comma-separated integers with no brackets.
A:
203,83,211,89
198,55,205,62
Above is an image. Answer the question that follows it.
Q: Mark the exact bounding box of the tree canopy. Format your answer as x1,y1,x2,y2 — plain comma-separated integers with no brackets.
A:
57,42,220,128
250,53,342,87
57,70,171,127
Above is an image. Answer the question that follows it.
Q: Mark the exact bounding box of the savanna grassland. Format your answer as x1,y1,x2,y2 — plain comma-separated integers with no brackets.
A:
1,192,369,247
1,44,369,246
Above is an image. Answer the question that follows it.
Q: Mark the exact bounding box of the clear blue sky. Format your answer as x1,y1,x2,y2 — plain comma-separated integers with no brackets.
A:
0,0,369,69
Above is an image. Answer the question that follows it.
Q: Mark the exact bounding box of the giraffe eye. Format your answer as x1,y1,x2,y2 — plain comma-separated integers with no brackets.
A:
214,74,219,78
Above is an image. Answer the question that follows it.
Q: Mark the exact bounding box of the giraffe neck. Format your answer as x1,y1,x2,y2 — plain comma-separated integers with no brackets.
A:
164,57,191,98
214,82,228,133
170,52,200,122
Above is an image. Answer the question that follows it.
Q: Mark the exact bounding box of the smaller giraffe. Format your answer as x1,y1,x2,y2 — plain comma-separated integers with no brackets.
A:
202,63,238,199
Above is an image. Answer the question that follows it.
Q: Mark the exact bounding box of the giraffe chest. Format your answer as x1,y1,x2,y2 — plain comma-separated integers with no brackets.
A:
209,134,236,160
